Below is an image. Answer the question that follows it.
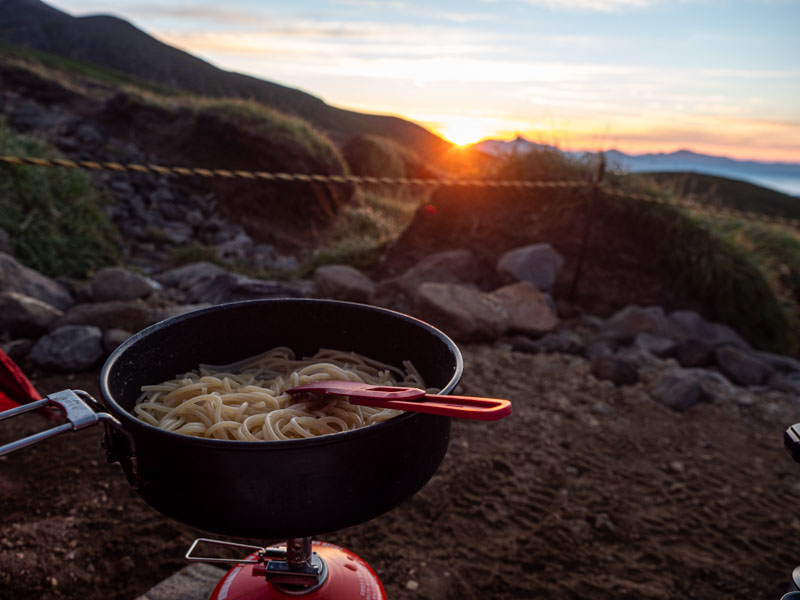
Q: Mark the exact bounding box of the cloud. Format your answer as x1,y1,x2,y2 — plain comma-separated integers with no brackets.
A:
519,0,655,11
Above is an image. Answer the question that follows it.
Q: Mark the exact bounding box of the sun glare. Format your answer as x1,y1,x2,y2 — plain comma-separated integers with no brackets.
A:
438,118,493,147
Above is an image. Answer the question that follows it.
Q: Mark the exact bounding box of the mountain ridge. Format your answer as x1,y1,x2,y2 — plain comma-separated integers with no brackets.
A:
473,137,800,196
0,0,453,161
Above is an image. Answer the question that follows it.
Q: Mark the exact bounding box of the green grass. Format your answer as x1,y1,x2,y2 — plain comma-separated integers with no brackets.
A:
0,124,122,278
302,191,419,274
639,171,800,220
598,191,795,353
342,135,406,179
193,98,347,173
0,40,183,97
165,243,223,268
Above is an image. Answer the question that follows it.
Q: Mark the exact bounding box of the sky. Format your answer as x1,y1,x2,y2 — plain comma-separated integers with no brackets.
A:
49,0,800,162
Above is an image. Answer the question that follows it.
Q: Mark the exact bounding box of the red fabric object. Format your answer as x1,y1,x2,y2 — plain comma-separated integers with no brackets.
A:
0,348,41,412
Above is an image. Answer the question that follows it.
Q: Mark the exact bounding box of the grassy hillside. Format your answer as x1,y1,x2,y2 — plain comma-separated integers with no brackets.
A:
641,171,800,219
371,147,800,354
0,0,453,160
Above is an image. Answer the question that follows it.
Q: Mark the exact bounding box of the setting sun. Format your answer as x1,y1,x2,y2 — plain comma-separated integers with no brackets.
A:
437,117,493,147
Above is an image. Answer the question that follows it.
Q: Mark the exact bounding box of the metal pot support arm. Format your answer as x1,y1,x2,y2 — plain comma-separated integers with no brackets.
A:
0,389,141,487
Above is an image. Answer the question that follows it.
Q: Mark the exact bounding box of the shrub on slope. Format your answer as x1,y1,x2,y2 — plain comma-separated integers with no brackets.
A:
0,124,121,278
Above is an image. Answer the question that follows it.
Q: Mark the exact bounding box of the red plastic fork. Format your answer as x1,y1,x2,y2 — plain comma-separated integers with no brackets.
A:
286,380,511,421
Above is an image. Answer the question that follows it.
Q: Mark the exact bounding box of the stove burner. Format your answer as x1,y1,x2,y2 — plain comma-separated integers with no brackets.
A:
187,537,386,599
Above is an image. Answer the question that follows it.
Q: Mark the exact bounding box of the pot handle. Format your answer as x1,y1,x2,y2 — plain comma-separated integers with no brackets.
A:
0,390,141,487
0,389,107,455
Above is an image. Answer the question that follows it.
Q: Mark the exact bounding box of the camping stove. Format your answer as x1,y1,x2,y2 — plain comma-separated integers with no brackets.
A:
188,536,386,600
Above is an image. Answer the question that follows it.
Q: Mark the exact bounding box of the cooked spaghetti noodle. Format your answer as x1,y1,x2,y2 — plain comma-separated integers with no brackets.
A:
133,347,428,441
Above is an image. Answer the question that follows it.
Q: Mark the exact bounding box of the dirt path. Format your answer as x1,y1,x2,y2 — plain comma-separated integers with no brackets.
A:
2,344,799,599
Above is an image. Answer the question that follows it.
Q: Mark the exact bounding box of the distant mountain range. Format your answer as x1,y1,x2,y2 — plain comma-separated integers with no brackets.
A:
0,0,451,160
473,137,800,197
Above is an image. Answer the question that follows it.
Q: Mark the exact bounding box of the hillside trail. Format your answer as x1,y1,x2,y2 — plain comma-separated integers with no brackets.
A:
1,341,800,599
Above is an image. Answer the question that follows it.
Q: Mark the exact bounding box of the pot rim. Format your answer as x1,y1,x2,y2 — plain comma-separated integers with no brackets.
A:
98,298,463,450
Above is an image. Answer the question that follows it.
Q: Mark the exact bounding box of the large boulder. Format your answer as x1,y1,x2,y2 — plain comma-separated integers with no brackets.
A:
371,249,481,314
182,272,304,305
714,345,772,386
29,325,104,371
650,370,712,412
668,310,750,349
0,291,63,337
0,252,73,310
90,267,157,302
156,262,302,304
489,282,558,337
600,305,670,342
54,300,155,332
496,243,564,293
413,282,509,341
314,265,375,303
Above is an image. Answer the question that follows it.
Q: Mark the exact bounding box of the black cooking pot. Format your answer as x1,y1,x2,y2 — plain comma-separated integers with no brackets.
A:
2,300,462,540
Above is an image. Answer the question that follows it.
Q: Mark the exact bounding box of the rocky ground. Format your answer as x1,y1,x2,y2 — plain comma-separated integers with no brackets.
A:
2,339,800,599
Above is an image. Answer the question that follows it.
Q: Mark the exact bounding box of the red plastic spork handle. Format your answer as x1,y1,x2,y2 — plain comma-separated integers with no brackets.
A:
287,380,512,421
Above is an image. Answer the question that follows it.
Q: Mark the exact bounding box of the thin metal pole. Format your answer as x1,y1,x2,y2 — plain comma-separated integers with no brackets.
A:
568,155,606,303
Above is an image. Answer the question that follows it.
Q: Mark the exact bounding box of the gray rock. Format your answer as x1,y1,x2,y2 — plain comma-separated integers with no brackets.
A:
72,121,107,148
502,335,540,354
9,99,58,131
585,340,615,360
160,221,194,245
414,282,509,341
149,187,175,207
109,179,135,198
581,314,606,330
590,356,639,386
681,368,738,396
601,305,670,342
272,255,300,271
591,401,613,416
157,262,228,292
1,339,35,362
184,272,303,305
55,300,154,333
668,310,750,349
371,249,481,313
314,264,375,303
768,373,800,395
90,267,156,302
489,281,558,337
103,328,132,354
616,346,661,368
714,345,772,386
250,245,278,271
508,330,585,355
29,325,104,371
0,252,73,310
753,351,800,374
672,338,714,368
496,243,564,292
650,371,712,411
633,333,676,357
216,232,253,263
0,291,63,337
